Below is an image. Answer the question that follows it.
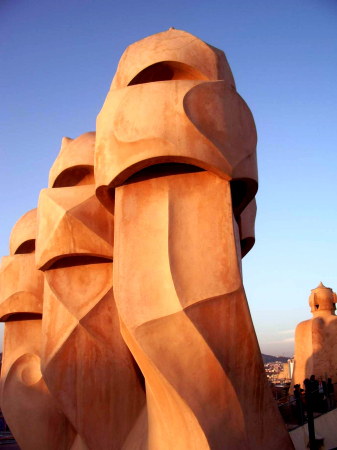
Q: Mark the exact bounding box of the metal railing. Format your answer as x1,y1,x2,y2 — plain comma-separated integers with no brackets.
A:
277,381,337,449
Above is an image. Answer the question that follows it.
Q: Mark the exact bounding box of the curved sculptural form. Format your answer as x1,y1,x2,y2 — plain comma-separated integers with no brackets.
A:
0,28,294,450
35,132,145,450
292,282,337,389
0,209,76,450
95,29,294,449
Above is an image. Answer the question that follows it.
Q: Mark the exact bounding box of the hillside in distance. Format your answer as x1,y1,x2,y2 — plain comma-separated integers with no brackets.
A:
262,354,291,364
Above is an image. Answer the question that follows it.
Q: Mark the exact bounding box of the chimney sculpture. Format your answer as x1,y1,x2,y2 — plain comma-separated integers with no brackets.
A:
35,132,145,450
0,210,76,450
95,29,294,449
0,29,295,450
292,282,337,388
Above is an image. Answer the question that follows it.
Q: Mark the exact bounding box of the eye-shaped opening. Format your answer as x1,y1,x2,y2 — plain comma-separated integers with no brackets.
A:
128,61,209,86
53,166,94,188
2,312,42,322
124,163,205,184
47,255,112,270
15,239,35,254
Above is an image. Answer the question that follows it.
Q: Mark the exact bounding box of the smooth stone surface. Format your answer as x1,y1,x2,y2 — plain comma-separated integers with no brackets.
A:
113,170,293,449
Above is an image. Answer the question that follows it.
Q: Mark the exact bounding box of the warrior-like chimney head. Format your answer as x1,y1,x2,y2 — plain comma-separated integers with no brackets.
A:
309,282,336,315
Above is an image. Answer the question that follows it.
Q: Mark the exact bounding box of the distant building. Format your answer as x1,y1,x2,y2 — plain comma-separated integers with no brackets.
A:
288,358,294,379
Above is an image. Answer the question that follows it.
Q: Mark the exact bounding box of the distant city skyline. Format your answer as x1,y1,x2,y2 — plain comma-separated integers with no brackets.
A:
1,0,337,355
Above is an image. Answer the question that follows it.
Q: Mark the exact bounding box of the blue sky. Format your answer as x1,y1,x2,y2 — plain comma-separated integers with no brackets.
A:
0,0,336,356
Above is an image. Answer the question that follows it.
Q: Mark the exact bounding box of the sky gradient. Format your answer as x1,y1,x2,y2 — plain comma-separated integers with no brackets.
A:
1,0,337,356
